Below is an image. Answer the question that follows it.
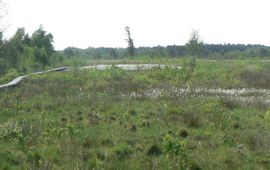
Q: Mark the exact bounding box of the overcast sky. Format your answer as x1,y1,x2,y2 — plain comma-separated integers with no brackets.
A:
3,0,270,50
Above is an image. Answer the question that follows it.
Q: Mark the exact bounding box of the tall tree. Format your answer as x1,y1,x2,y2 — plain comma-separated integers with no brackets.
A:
125,26,135,56
33,47,49,67
0,0,7,74
31,25,54,56
186,30,204,57
5,28,25,68
0,33,6,74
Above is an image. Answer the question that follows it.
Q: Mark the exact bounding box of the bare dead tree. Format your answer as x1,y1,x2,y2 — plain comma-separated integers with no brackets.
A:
125,26,135,57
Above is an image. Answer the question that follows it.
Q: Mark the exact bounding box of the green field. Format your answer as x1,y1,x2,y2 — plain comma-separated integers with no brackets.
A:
0,59,270,170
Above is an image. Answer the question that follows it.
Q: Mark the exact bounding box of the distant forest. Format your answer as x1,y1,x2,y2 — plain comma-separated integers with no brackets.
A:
1,26,270,79
63,44,270,59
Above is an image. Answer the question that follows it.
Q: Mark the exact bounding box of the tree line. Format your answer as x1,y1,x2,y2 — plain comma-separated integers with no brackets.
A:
63,29,270,59
1,24,270,79
63,44,270,59
0,26,63,76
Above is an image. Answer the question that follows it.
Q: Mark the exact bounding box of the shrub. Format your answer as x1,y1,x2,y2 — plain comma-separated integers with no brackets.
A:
233,122,241,129
141,120,150,127
189,162,202,170
179,129,188,138
83,137,92,148
43,119,78,139
162,134,188,169
147,144,162,156
128,108,137,116
27,151,43,167
2,151,22,166
127,124,137,132
0,69,19,84
0,121,24,143
162,135,187,156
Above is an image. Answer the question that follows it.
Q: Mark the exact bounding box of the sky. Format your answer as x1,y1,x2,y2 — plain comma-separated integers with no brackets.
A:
3,0,270,50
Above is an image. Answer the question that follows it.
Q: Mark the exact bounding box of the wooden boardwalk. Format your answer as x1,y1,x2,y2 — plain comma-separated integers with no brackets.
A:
0,67,69,89
0,64,180,89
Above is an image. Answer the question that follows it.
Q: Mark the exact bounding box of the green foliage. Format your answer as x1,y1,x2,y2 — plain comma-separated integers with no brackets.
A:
41,113,78,140
31,25,54,56
62,43,270,60
147,144,162,155
33,46,49,67
162,134,188,169
128,108,137,116
185,30,204,57
0,120,24,143
110,143,134,160
181,58,196,81
264,109,270,122
162,135,188,156
0,26,57,77
0,59,270,169
0,68,19,84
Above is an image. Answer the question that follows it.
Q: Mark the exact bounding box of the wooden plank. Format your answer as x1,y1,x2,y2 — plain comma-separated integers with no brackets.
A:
0,67,69,89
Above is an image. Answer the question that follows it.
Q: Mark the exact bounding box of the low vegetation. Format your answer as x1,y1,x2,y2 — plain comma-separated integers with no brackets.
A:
0,59,269,169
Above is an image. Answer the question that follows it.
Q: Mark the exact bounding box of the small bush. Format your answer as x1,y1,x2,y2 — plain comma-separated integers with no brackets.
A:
162,134,188,156
0,69,19,84
233,122,241,129
0,121,24,143
108,116,116,121
27,151,42,167
128,108,137,116
162,134,188,169
127,124,137,132
77,115,84,121
61,117,67,122
141,120,150,127
147,144,162,156
76,111,83,115
189,162,202,170
2,151,22,166
179,129,188,138
83,137,92,148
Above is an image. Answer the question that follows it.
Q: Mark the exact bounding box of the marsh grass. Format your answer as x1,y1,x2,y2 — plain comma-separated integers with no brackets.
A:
0,59,270,169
